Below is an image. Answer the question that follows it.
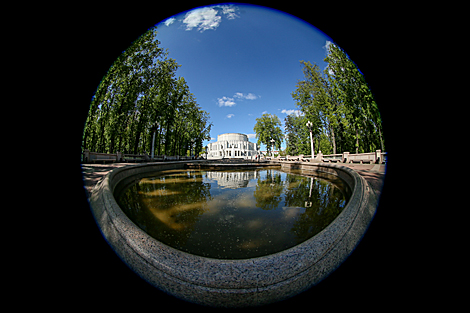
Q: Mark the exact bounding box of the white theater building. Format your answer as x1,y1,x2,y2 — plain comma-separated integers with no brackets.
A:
206,133,260,159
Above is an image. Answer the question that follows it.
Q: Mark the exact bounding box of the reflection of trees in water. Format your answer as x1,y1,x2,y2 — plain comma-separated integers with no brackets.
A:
288,176,347,243
118,170,212,249
253,169,284,210
118,168,349,258
283,174,310,207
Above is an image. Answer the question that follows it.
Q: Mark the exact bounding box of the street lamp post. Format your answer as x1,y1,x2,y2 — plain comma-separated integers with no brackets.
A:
270,139,275,157
306,120,315,160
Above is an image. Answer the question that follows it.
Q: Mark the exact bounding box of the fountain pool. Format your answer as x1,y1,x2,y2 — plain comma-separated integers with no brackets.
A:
116,168,351,259
89,161,377,307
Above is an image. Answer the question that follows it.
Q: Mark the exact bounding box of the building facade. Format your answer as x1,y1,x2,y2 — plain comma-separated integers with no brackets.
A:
206,133,259,159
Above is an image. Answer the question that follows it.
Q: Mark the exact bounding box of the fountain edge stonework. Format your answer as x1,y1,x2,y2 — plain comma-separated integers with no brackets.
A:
89,161,378,307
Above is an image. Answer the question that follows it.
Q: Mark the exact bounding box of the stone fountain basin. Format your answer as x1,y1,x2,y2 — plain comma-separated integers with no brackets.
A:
89,161,377,307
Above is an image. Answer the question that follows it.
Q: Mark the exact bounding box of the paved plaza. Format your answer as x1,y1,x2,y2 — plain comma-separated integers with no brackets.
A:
82,163,136,198
82,162,385,200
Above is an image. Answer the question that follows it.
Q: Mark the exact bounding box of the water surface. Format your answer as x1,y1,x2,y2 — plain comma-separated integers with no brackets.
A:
117,168,350,259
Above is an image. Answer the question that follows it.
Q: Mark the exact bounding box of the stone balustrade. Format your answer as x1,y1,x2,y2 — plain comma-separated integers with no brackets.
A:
281,150,386,164
82,149,200,163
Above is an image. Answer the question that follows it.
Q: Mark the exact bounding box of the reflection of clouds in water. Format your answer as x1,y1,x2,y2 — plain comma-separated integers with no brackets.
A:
218,214,234,223
246,219,262,229
203,197,224,215
233,193,256,209
282,206,304,219
204,193,257,213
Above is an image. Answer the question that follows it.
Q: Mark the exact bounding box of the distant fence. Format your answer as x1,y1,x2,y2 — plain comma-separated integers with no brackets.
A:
82,149,387,164
271,150,387,164
82,150,199,163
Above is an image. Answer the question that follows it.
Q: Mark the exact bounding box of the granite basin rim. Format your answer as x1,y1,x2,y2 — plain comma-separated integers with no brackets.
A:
89,161,377,307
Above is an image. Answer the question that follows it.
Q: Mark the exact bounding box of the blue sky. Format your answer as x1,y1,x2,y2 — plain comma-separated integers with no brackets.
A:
153,4,333,150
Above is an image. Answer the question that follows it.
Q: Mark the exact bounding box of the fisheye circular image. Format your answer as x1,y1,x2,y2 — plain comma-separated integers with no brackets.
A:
82,3,386,308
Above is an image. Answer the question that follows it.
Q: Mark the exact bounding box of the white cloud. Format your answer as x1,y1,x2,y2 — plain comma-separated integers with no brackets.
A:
323,40,335,76
323,40,333,54
183,7,221,32
182,5,240,32
217,96,236,107
322,40,334,55
281,109,303,116
219,5,239,19
233,92,259,100
226,114,235,119
217,92,259,107
246,133,256,139
262,110,268,114
164,17,175,26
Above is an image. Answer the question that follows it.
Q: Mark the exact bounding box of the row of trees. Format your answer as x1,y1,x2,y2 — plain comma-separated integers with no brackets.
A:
288,42,384,155
253,112,328,156
253,43,384,156
253,114,284,154
82,28,212,157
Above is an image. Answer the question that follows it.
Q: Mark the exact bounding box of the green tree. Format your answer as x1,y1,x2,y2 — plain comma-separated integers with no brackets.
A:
292,61,339,155
284,113,309,155
289,42,384,155
82,27,211,157
253,114,283,155
324,43,384,153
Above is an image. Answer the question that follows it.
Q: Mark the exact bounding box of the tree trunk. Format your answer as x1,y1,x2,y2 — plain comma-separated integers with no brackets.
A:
109,133,115,154
378,125,384,151
157,126,163,155
164,122,172,155
117,134,122,153
330,126,336,154
142,131,146,154
172,128,179,156
133,131,141,155
355,127,359,154
82,128,88,151
151,130,156,159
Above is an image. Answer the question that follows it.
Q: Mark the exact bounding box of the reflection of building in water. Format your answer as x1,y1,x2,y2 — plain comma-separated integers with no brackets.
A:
206,133,259,159
206,170,258,189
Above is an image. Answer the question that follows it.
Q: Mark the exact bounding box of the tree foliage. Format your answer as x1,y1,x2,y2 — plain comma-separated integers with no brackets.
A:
82,28,212,156
253,114,283,153
284,113,309,155
290,43,384,155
